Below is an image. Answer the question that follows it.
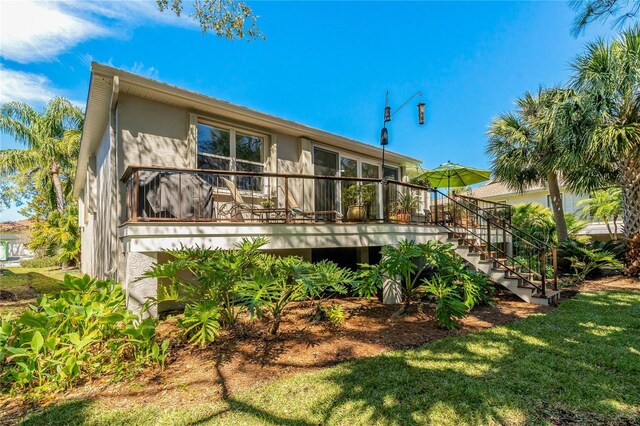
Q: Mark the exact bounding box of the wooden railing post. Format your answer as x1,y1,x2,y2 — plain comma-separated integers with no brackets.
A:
552,246,558,291
284,176,290,224
434,190,439,224
384,181,390,222
540,250,547,297
132,170,139,222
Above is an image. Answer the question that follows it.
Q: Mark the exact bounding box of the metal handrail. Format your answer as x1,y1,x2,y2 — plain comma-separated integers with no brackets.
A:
433,189,556,295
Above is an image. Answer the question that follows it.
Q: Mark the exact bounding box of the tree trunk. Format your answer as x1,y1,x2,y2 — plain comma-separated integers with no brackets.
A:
620,157,640,238
547,172,569,241
51,160,65,212
621,157,640,276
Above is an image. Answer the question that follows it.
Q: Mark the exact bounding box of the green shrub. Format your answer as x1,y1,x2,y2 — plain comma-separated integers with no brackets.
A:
144,238,353,338
558,239,623,282
0,275,169,394
20,256,59,268
423,277,468,330
178,300,222,345
354,240,492,327
321,304,345,327
240,255,351,335
355,240,453,313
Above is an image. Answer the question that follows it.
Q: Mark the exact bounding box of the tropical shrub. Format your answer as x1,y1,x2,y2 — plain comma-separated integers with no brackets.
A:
355,240,494,328
240,255,351,334
512,203,586,245
145,238,354,338
179,300,222,345
144,237,270,330
558,239,623,283
320,304,346,327
423,277,468,330
20,256,59,268
0,275,168,394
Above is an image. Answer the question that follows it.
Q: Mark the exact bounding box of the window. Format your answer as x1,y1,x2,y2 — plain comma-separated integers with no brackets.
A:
383,166,399,180
361,162,379,179
340,157,358,178
197,124,231,170
197,122,265,191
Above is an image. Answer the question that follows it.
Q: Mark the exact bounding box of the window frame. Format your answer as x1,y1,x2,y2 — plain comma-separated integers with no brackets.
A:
196,118,269,173
196,118,270,194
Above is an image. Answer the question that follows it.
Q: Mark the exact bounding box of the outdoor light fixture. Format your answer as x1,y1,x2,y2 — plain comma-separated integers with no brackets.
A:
380,127,389,146
379,90,425,173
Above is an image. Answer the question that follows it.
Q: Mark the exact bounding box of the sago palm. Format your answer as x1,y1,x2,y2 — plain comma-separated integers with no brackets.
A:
0,97,83,212
570,27,640,240
487,89,571,241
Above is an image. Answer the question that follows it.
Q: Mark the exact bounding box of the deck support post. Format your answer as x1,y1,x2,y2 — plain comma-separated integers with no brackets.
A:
125,251,158,318
382,276,403,305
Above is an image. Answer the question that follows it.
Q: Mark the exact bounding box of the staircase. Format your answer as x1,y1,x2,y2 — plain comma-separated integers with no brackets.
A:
431,190,560,305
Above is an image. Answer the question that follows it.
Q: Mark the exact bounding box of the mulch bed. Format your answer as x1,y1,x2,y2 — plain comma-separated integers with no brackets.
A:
55,288,552,410
2,276,638,422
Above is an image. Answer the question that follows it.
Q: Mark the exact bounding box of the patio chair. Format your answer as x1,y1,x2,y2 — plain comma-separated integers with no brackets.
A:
217,177,262,221
280,186,343,222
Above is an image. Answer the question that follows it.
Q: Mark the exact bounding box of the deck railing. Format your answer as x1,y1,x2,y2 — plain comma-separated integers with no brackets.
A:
431,189,558,296
121,166,434,225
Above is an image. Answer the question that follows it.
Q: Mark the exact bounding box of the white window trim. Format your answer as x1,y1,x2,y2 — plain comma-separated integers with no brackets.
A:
311,142,402,179
196,117,270,172
196,117,272,196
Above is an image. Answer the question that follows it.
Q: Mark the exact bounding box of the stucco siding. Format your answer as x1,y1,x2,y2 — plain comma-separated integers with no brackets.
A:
118,93,193,176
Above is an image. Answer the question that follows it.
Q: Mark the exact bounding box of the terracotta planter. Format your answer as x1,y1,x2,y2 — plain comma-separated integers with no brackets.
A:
397,211,411,224
347,205,367,222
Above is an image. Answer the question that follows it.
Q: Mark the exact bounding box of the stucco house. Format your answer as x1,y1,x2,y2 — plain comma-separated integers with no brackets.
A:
74,63,558,316
470,180,622,241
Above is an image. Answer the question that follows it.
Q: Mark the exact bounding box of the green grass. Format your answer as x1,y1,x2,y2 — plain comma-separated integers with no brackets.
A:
16,290,640,425
0,267,77,318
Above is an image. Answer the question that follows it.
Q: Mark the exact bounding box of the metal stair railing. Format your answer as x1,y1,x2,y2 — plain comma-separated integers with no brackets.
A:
431,189,558,297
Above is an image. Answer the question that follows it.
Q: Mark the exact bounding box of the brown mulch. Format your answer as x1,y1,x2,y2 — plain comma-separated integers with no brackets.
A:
48,288,551,411
2,275,637,421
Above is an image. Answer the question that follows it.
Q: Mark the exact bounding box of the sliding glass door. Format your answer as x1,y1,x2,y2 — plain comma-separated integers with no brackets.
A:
313,147,339,219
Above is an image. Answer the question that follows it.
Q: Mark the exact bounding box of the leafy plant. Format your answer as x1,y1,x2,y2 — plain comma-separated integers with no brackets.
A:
558,239,624,282
341,183,376,207
423,277,468,330
320,304,346,327
395,191,420,213
143,237,269,326
0,275,168,394
562,242,623,284
178,300,222,345
240,255,313,335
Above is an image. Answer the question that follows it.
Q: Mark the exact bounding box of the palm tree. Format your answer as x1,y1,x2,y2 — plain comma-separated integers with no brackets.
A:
487,89,571,241
577,188,623,240
570,27,640,240
0,97,83,213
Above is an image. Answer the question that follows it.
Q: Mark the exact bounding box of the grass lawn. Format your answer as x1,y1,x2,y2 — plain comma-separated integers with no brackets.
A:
0,267,78,319
18,289,640,426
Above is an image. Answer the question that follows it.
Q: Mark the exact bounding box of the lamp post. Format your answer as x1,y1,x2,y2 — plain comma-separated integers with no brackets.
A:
380,90,425,174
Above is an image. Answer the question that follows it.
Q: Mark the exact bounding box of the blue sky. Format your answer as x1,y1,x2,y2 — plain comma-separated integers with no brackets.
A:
0,1,614,220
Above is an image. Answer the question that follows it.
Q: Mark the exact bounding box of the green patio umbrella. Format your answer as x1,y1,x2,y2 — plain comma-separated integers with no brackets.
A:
417,161,491,193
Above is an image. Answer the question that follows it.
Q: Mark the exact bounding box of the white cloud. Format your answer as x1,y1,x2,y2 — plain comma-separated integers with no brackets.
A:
0,1,108,63
0,67,82,106
1,0,196,64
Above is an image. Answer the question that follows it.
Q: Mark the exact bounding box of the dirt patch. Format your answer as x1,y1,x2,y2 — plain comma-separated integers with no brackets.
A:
46,288,551,412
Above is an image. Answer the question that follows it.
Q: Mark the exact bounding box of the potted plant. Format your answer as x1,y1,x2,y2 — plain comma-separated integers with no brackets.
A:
341,184,376,222
395,191,419,223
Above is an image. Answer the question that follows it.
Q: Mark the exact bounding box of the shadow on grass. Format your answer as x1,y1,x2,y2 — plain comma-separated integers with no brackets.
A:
17,291,640,425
